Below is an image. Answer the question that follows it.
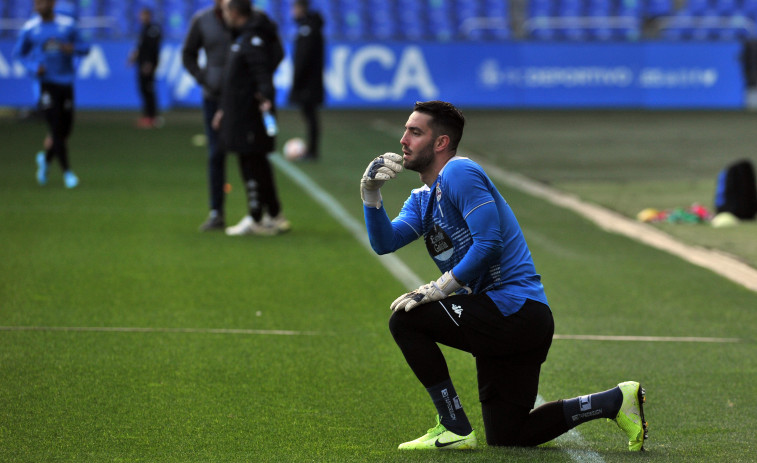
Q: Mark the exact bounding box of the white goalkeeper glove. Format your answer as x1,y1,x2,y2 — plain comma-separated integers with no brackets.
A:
360,152,403,209
390,271,469,312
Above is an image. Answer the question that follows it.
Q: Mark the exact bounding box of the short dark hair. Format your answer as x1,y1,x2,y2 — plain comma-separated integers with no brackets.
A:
226,0,252,17
294,0,310,8
413,100,465,152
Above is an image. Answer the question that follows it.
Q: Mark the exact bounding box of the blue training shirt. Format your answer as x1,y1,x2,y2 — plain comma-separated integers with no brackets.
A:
365,156,548,316
13,14,90,86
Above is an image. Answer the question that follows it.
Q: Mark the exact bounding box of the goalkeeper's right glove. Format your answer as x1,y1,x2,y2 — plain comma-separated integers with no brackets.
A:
360,152,403,209
390,271,467,312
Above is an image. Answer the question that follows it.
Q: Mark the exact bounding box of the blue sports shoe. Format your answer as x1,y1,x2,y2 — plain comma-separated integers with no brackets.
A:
36,152,47,185
63,171,79,189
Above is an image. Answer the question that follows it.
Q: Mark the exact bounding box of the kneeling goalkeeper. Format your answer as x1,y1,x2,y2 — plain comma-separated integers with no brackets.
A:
361,100,648,451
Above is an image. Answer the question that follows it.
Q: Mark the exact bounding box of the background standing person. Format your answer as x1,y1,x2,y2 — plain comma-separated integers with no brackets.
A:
13,0,90,189
289,0,324,161
215,0,290,236
361,100,648,451
183,0,232,231
130,7,162,129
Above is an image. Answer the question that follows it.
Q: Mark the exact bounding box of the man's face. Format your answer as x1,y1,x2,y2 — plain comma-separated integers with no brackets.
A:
400,111,436,173
221,0,236,26
35,0,55,18
139,9,151,24
292,4,305,20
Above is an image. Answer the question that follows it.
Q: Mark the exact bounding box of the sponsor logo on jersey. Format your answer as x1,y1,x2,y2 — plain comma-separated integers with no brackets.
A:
425,223,454,262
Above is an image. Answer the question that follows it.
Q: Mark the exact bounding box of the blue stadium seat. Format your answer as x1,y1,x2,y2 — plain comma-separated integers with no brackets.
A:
585,5,613,40
528,0,553,16
613,21,641,40
558,0,584,17
690,26,711,40
0,2,9,39
7,0,33,21
429,10,455,41
102,0,133,38
683,0,709,15
713,27,747,41
77,0,99,18
484,0,508,15
587,0,611,14
743,0,757,15
661,11,696,40
716,0,738,15
339,3,367,41
395,0,427,40
531,27,557,41
617,3,642,19
163,0,189,40
477,0,510,40
561,25,588,41
366,1,398,41
660,26,689,40
456,0,483,40
643,0,673,18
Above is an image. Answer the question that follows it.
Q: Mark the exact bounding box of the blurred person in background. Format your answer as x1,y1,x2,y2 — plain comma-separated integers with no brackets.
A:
14,0,90,189
183,0,233,231
289,0,324,161
130,7,162,129
213,0,290,236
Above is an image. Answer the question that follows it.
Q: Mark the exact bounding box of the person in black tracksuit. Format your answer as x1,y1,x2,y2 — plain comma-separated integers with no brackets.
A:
289,0,324,161
214,0,288,236
130,7,161,127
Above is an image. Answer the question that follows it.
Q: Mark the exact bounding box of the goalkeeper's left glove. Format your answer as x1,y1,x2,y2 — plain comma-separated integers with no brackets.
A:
390,271,468,312
360,152,403,209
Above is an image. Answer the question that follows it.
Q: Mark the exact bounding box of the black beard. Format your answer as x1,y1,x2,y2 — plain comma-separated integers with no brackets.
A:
404,145,434,173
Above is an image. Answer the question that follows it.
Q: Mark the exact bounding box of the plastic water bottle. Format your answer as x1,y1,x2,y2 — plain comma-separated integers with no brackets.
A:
263,110,278,136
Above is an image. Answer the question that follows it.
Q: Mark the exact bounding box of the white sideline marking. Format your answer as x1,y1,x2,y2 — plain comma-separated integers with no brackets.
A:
0,326,325,336
273,153,603,463
535,396,605,463
554,334,740,343
477,159,757,294
270,154,424,290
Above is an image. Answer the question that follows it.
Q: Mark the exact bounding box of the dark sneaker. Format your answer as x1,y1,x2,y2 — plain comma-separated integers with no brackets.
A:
199,213,225,232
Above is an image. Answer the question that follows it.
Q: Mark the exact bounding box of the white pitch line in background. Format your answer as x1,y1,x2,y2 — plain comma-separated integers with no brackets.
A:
271,154,423,290
478,159,757,294
554,334,740,343
0,326,325,336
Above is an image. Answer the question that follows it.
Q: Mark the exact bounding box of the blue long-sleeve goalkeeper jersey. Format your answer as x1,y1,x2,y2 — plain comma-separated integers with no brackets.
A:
365,156,548,316
13,14,90,86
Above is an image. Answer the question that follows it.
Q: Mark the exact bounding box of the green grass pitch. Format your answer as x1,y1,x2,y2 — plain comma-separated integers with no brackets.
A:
1,109,756,462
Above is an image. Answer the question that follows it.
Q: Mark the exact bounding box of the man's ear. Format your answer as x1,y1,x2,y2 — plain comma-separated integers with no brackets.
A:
435,134,450,152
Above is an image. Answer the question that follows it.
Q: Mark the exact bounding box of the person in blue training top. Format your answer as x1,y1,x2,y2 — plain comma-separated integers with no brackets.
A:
13,0,90,189
361,100,648,451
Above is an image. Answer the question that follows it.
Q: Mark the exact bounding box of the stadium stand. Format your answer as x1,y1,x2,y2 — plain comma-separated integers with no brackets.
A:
1,0,757,42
